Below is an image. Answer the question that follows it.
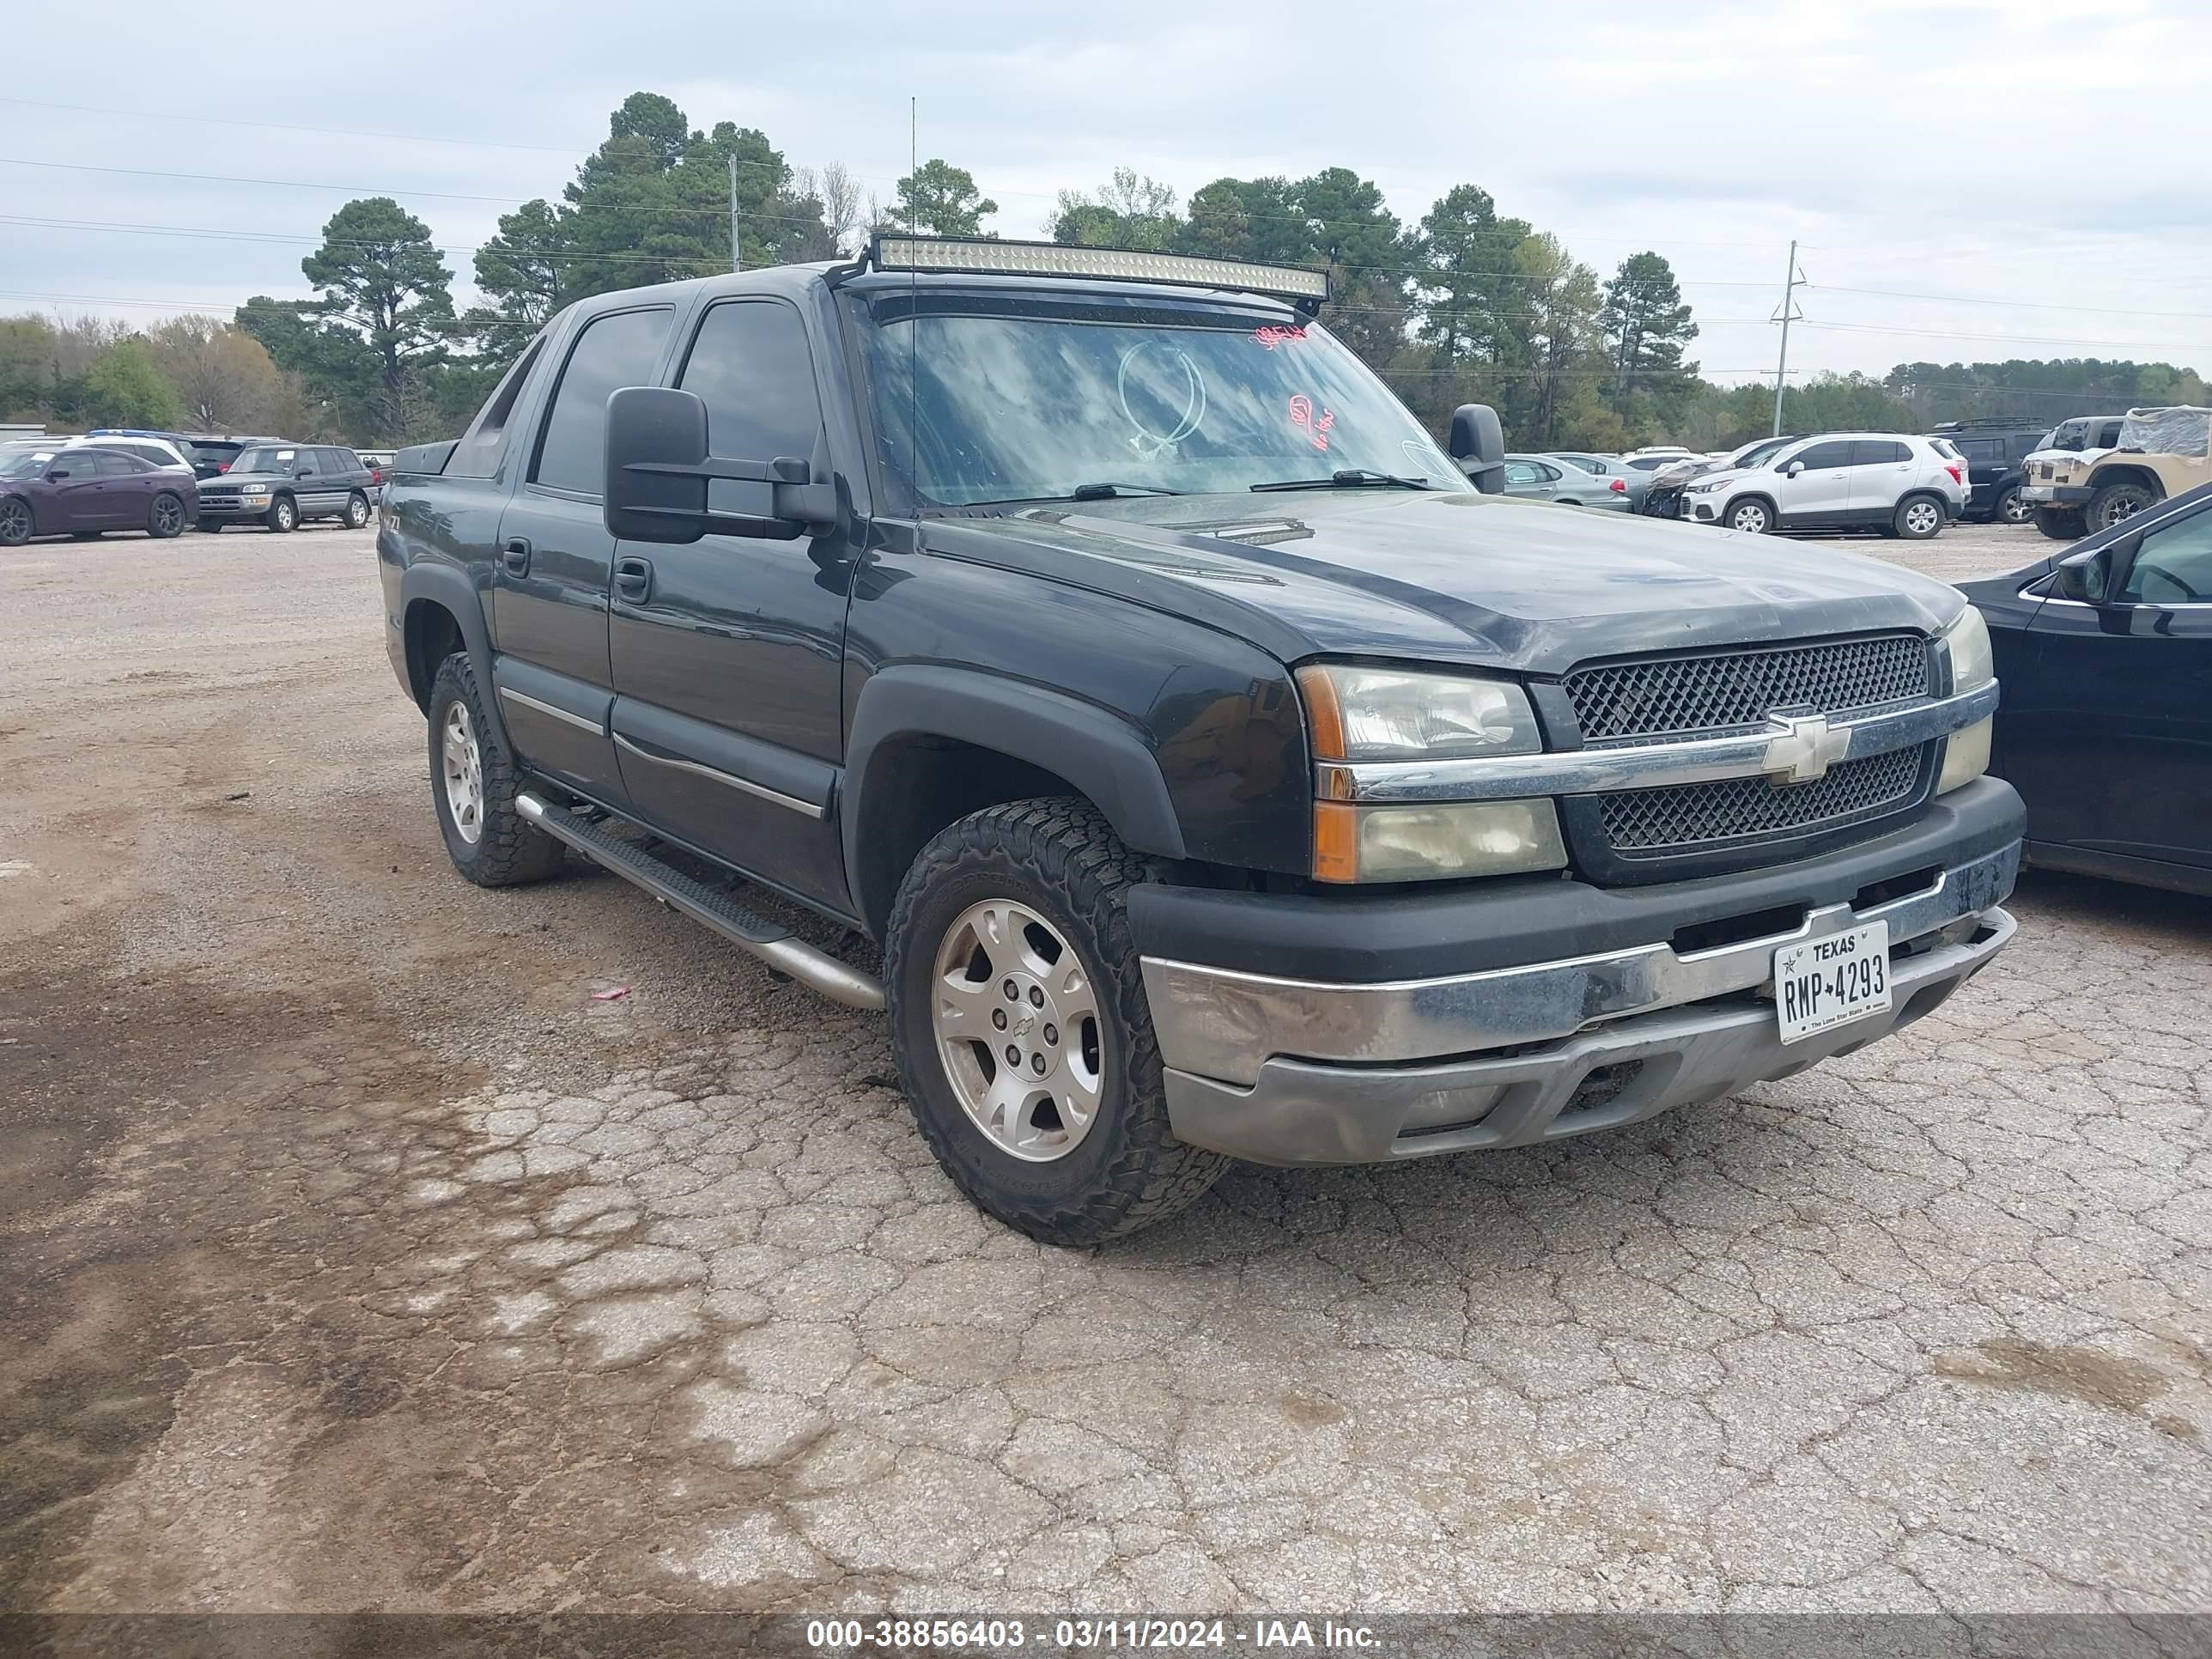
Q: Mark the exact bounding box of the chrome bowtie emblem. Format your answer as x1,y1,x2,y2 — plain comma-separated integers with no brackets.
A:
1762,711,1850,785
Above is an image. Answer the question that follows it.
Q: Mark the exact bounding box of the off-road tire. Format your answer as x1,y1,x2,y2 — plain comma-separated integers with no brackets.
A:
2087,480,2156,534
266,495,298,533
426,652,566,887
343,491,371,529
2034,507,2085,541
1893,493,1945,541
148,491,186,539
884,798,1228,1245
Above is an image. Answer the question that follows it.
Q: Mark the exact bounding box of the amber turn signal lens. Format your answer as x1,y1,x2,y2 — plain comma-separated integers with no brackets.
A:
1312,802,1361,883
1295,665,1348,761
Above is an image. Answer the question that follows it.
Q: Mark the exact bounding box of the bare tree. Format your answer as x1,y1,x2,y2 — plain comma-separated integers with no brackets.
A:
813,161,865,254
146,315,284,429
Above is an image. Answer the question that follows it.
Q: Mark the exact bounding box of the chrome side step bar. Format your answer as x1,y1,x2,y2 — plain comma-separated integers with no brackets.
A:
515,793,885,1012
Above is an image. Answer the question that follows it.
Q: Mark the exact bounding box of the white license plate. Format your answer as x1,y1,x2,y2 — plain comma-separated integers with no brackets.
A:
2021,484,2055,501
1774,921,1891,1044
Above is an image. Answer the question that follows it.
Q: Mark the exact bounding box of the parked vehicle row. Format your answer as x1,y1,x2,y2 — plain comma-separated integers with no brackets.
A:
0,441,197,545
0,434,379,543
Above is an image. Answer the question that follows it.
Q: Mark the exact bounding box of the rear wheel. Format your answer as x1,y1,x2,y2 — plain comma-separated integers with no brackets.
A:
2087,480,2156,533
1995,484,2033,526
266,495,297,534
2034,507,2086,541
1894,494,1945,540
343,491,370,529
148,491,186,539
425,653,566,886
0,497,32,545
885,799,1228,1245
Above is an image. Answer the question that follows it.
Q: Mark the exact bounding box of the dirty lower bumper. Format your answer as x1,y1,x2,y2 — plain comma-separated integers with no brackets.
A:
2020,483,2092,505
1140,830,2021,1167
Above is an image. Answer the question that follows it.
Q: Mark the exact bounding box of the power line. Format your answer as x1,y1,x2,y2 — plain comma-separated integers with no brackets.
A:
0,94,592,156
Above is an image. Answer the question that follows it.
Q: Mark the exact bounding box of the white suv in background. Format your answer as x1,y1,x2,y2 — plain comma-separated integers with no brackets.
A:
1676,433,1966,539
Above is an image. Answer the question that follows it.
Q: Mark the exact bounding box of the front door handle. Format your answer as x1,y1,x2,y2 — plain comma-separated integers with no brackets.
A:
614,556,653,601
501,537,532,575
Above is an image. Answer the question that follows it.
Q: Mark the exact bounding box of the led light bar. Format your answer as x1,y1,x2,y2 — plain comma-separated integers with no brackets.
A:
869,234,1330,304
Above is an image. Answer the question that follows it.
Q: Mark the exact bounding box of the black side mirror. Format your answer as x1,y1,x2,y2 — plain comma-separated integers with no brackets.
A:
603,386,836,544
46,466,72,480
1448,403,1506,495
2054,545,2115,605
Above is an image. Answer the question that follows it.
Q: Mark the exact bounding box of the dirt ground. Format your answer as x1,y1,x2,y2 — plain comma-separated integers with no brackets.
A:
3,517,2207,1617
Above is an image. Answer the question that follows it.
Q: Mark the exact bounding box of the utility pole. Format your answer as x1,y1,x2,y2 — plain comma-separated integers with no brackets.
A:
738,155,756,276
1771,239,1802,437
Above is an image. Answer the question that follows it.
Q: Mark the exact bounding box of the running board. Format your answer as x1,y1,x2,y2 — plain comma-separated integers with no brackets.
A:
515,793,884,1012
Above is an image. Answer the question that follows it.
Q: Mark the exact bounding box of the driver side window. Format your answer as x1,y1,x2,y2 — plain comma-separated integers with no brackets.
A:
2117,507,2212,605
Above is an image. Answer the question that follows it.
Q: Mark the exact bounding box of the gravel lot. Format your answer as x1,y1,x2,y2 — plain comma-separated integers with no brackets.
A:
3,516,2207,1618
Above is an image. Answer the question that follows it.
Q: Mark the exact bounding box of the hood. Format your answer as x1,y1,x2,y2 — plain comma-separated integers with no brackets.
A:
201,469,290,488
925,489,1965,676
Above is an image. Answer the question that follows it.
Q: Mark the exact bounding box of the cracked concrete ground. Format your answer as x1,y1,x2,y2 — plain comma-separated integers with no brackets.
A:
2,520,2205,1615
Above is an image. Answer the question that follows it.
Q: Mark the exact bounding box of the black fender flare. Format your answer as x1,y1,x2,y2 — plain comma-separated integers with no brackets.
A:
842,664,1187,917
397,560,509,750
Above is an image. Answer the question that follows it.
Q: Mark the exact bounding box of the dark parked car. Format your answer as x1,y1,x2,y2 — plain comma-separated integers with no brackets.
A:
379,237,2020,1243
1960,480,2212,894
0,442,197,545
196,443,377,532
1929,420,2052,525
181,434,286,482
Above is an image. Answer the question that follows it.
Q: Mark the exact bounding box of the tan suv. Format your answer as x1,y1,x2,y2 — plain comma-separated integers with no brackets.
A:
2023,406,2212,539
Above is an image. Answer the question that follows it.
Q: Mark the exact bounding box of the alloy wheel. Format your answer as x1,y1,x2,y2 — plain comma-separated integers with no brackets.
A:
441,702,484,845
0,498,29,545
153,495,183,536
1904,500,1942,537
930,898,1105,1163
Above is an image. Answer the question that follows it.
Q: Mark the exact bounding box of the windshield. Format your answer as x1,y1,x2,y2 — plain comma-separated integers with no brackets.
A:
0,449,56,480
861,304,1462,505
1733,438,1790,468
232,447,298,473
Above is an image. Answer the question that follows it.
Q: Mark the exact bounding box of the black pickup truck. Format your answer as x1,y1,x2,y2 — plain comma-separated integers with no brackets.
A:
378,237,2023,1243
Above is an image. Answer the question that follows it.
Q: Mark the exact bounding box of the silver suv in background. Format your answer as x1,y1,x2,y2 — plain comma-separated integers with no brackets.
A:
1676,434,1966,538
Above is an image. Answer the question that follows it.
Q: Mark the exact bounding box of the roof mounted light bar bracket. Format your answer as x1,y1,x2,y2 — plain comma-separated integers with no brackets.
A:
833,234,1330,314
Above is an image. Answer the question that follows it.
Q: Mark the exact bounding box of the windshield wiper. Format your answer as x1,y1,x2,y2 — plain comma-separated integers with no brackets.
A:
1069,482,1182,500
1250,470,1435,493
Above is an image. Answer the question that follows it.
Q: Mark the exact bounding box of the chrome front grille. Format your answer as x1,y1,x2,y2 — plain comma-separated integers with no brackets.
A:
1599,745,1923,856
1565,635,1929,746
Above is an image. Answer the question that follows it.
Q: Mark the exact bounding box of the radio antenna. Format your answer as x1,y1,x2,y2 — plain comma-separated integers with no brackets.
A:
908,95,918,507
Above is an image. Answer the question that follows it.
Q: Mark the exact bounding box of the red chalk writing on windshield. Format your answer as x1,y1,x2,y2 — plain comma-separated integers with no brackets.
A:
1288,394,1335,452
1252,325,1308,350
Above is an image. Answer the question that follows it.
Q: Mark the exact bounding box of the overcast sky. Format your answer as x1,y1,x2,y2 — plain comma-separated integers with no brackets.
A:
5,0,2207,396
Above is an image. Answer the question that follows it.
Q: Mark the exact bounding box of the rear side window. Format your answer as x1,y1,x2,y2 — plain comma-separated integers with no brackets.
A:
1954,438,2002,463
327,447,359,472
678,301,824,462
447,335,549,480
532,308,674,495
1849,440,1909,465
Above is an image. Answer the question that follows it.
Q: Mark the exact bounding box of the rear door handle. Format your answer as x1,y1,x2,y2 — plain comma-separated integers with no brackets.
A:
614,556,653,601
501,537,532,575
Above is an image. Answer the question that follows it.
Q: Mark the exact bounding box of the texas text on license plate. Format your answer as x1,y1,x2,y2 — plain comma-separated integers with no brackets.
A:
1774,921,1891,1044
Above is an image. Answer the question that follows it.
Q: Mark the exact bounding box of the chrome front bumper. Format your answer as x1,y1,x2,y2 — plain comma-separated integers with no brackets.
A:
1139,842,2019,1167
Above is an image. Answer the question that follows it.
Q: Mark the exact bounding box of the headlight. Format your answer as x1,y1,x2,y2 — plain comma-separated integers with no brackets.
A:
1938,718,1991,795
1297,665,1541,760
241,483,270,495
1685,478,1728,494
1940,604,1993,693
1313,799,1567,884
1297,665,1565,881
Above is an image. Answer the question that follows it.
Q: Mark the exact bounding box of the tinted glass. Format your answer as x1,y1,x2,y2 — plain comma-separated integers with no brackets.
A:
88,451,131,477
679,301,823,462
192,441,243,466
447,334,549,480
533,307,674,495
2118,507,2212,604
1794,441,1852,470
1504,462,1540,484
1955,438,2002,463
1849,440,1909,465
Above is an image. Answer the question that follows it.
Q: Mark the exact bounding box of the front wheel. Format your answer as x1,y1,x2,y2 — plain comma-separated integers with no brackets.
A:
148,492,186,539
343,491,370,529
1894,494,1945,541
266,495,297,534
0,496,32,545
2034,507,2085,542
884,799,1227,1245
425,653,566,887
2087,480,2156,533
1724,498,1773,534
